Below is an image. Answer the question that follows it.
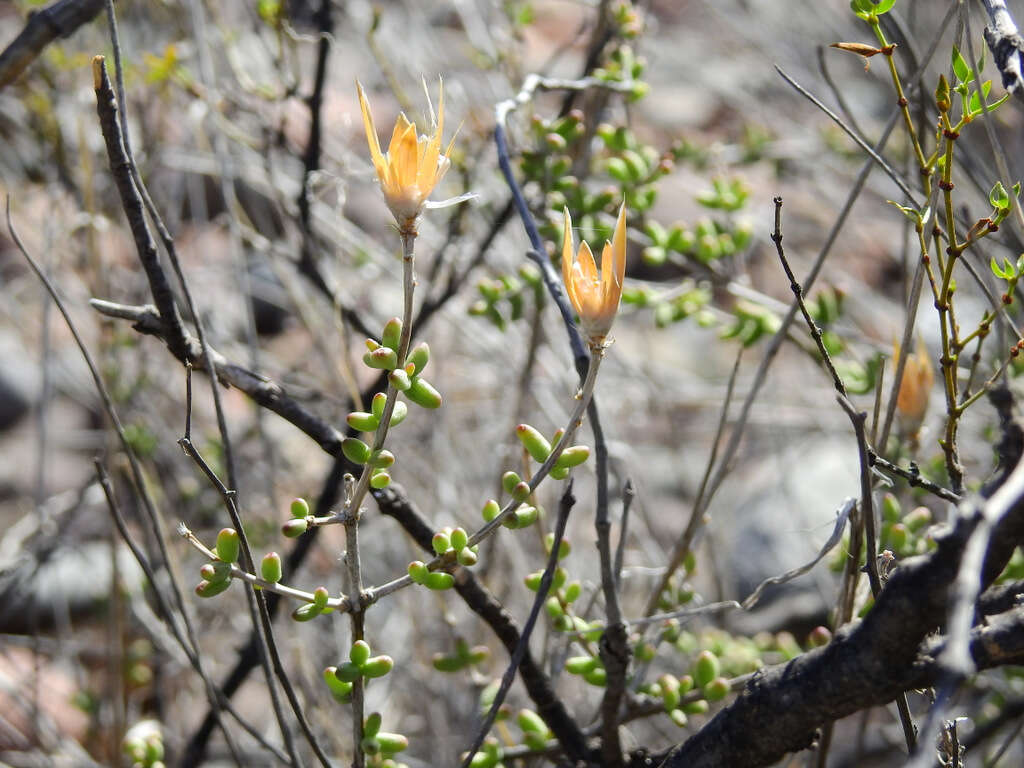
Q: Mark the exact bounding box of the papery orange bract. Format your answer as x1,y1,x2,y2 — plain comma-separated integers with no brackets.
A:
357,81,454,233
895,337,934,433
561,205,628,346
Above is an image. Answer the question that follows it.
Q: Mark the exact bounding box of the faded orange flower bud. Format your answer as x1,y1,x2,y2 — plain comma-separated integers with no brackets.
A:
561,204,628,347
895,338,934,434
830,42,885,71
357,80,455,234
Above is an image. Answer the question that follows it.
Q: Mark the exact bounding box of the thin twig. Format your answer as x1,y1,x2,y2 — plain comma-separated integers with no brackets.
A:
771,196,846,395
867,451,962,503
593,392,626,767
460,482,576,768
613,478,635,587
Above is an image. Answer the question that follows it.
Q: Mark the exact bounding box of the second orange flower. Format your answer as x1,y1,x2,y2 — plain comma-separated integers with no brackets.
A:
561,205,628,347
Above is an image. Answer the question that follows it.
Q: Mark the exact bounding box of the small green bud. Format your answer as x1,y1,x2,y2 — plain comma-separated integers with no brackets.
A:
584,667,607,686
215,528,240,564
517,504,540,527
407,342,430,375
408,561,429,584
703,677,730,702
363,655,394,678
524,571,543,591
693,650,720,688
677,675,694,694
260,552,282,583
659,674,681,711
375,732,408,754
550,466,570,480
683,699,709,715
564,581,582,603
342,437,371,465
676,582,695,604
519,262,541,286
882,493,901,523
381,318,402,351
290,498,310,518
505,503,537,528
388,369,412,391
312,586,329,609
468,749,496,768
406,376,442,409
200,560,232,583
501,471,521,493
364,711,383,738
566,656,599,675
433,653,467,672
323,667,353,701
348,643,372,667
888,522,909,551
450,527,469,551
544,533,571,559
661,619,681,643
935,73,951,111
545,596,563,618
424,571,455,590
369,449,395,469
363,347,398,370
370,471,392,489
554,445,590,470
511,482,531,504
683,551,697,574
389,401,408,427
481,499,501,522
432,531,452,555
195,578,232,598
903,506,932,532
457,547,478,567
517,709,547,734
291,602,323,622
372,392,388,420
516,424,552,462
347,411,379,432
634,642,656,662
669,709,688,728
808,626,832,648
361,736,381,756
334,661,362,682
552,566,568,590
282,518,308,538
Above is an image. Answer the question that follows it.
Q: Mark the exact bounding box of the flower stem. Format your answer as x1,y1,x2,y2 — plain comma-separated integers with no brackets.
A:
344,231,417,767
363,349,604,607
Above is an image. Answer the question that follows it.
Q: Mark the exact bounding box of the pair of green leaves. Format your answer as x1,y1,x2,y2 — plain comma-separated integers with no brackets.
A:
850,0,894,21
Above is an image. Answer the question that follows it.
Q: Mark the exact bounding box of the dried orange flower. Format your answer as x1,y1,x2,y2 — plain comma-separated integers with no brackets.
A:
561,204,627,347
895,337,934,433
357,80,454,233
